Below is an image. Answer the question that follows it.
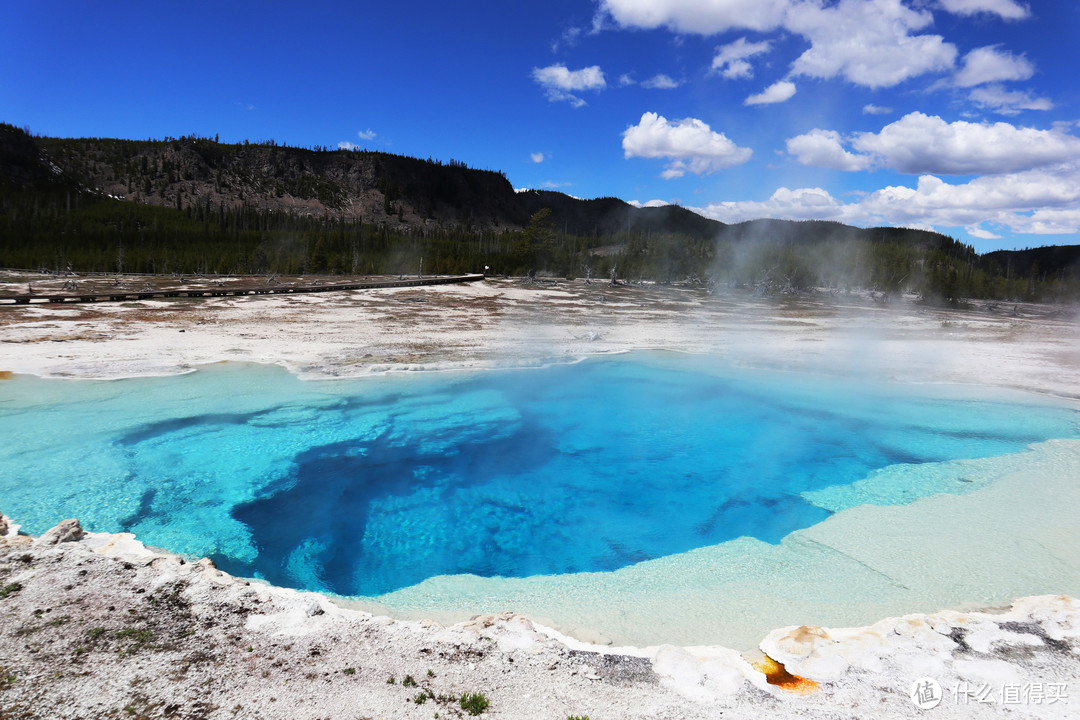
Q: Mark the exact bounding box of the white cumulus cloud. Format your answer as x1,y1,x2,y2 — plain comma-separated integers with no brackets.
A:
530,152,545,163
745,80,796,105
339,129,376,150
532,64,606,91
694,187,857,224
853,113,1080,175
603,0,960,89
786,129,872,171
966,225,1002,240
599,0,789,34
936,0,1030,20
968,84,1053,115
863,104,893,115
693,163,1080,237
711,37,772,80
785,0,956,88
642,74,682,89
622,111,752,179
532,64,606,107
858,165,1080,233
788,112,1080,176
954,45,1035,87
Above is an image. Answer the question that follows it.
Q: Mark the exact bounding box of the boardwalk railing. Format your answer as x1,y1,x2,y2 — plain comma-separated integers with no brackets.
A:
0,274,485,306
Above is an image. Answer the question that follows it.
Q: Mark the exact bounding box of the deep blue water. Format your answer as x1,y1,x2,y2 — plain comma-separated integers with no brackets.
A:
2,354,1077,597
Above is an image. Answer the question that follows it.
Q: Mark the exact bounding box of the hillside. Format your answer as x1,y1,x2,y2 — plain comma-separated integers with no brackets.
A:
4,124,944,244
2,123,1078,301
32,133,527,231
985,245,1080,280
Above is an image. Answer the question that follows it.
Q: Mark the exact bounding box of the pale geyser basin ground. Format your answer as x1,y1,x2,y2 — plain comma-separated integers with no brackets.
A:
2,274,1080,655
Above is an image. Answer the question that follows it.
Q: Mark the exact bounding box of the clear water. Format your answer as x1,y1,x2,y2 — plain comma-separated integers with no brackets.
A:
2,353,1077,599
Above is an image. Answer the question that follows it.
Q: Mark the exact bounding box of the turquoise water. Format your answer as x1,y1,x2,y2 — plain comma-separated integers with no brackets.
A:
2,354,1077,599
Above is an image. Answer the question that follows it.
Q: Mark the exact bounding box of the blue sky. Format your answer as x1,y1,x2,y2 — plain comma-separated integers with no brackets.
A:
3,1,1079,251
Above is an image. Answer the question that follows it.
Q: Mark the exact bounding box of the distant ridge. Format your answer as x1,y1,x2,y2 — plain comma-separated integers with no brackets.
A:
985,245,1080,279
4,123,954,247
1,123,1078,300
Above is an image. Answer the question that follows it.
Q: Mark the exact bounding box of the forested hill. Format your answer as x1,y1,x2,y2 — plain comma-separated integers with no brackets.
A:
2,123,1078,302
17,128,526,230
985,245,1080,280
1,123,928,242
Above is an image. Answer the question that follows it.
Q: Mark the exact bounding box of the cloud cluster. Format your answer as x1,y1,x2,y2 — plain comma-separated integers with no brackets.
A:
695,186,854,224
603,0,963,90
954,45,1034,87
945,44,1050,114
594,1,1066,239
338,129,377,151
686,157,1080,237
614,72,681,89
678,111,1080,237
936,0,1030,20
786,0,957,88
600,0,789,35
866,164,1080,234
745,80,796,105
622,112,752,178
641,74,682,89
600,0,1035,95
628,199,671,209
969,85,1052,115
622,111,1080,239
789,112,1080,175
785,129,872,171
532,64,606,107
711,37,771,80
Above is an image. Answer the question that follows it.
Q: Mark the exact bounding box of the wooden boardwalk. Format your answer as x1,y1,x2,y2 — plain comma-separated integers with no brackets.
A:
0,274,485,306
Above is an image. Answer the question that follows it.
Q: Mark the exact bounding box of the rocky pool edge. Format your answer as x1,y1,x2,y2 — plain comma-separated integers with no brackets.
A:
1,512,1077,719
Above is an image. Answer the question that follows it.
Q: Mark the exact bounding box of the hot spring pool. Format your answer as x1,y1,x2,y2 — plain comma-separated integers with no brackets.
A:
3,353,1079,647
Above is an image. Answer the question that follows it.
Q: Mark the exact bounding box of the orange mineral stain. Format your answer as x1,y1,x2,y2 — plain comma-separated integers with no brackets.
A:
0,371,14,380
753,655,821,695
